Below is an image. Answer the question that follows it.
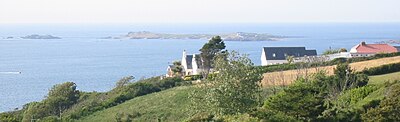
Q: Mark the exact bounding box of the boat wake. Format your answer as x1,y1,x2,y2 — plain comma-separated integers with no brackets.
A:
0,71,22,74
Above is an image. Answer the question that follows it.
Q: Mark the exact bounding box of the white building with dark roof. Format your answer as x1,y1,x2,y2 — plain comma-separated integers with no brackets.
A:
181,50,203,75
261,47,318,66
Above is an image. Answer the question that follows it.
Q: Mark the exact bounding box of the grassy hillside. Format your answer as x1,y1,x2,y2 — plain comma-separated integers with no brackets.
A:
79,86,194,122
78,72,400,122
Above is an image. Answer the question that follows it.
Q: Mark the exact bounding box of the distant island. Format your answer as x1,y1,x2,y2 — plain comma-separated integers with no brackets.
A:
376,40,400,44
20,34,61,39
103,31,292,41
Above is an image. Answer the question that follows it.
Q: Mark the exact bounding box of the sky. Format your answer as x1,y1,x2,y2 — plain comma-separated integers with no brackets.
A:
0,0,400,24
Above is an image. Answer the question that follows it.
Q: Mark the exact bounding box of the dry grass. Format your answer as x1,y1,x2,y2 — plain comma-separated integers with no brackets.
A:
261,56,400,87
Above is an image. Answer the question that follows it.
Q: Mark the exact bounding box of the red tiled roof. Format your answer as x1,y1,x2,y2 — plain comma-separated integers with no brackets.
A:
353,42,398,54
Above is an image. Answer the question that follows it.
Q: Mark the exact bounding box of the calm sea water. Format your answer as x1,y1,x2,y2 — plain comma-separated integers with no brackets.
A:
1,23,400,112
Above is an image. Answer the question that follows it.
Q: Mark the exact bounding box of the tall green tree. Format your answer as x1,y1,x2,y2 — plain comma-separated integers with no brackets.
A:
199,36,226,78
190,51,263,116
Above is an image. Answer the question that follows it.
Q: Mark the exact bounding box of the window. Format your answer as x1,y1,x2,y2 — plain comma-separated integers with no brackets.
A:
284,53,287,57
272,53,276,57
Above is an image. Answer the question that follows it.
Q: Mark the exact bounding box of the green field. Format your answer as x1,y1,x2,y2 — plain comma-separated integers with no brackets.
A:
369,71,400,85
79,86,194,122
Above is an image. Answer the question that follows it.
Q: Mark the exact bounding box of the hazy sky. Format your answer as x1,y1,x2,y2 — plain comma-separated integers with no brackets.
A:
1,0,400,24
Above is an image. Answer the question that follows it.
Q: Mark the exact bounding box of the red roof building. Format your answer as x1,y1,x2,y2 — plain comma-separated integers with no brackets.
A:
350,42,398,54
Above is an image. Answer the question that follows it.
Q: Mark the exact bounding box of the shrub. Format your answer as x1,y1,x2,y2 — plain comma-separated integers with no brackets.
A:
362,63,400,76
362,82,400,121
183,75,202,81
263,80,326,121
221,114,260,122
251,108,299,122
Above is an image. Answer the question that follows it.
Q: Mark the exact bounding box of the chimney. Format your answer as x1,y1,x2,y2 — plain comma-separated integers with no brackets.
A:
361,41,366,45
182,50,187,57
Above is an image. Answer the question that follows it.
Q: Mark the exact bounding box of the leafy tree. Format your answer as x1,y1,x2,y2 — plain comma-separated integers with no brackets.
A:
199,36,226,78
22,82,80,121
46,82,80,114
115,76,135,89
327,63,368,99
339,48,348,52
190,51,263,116
171,61,183,76
322,48,347,55
286,55,295,64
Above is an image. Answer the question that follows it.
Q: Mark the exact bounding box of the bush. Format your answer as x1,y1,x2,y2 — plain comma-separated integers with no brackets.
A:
362,82,400,121
187,112,217,122
0,112,20,122
251,108,299,122
362,63,400,76
183,75,202,81
263,80,326,121
221,114,260,122
337,86,377,105
40,116,59,122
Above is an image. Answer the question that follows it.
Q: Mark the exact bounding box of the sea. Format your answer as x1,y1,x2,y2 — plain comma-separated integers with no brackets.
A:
1,23,400,112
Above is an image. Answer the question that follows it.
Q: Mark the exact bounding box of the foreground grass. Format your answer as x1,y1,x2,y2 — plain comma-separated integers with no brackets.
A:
79,86,194,122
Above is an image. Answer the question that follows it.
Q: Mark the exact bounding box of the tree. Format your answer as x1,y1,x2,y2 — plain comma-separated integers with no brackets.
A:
286,55,294,64
322,48,347,55
115,76,135,88
46,82,80,117
199,36,226,78
339,48,348,52
22,82,80,121
171,61,183,76
190,51,263,116
327,63,368,99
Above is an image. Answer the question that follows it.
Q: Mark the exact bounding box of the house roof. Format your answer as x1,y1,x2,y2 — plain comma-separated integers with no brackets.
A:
263,47,317,60
352,42,398,54
186,55,193,69
185,54,201,69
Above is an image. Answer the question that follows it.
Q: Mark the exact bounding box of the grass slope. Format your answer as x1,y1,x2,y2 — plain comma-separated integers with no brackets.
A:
353,71,400,109
79,86,193,122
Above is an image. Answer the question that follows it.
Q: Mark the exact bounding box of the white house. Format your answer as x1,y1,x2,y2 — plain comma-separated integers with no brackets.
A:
180,50,204,76
349,42,398,57
308,42,399,61
261,47,318,66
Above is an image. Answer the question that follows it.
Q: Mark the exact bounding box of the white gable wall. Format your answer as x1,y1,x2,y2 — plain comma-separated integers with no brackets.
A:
261,48,268,66
192,54,199,75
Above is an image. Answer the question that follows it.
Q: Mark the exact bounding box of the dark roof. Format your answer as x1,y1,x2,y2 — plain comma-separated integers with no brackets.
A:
395,46,400,52
185,54,202,69
263,47,317,60
186,55,193,69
